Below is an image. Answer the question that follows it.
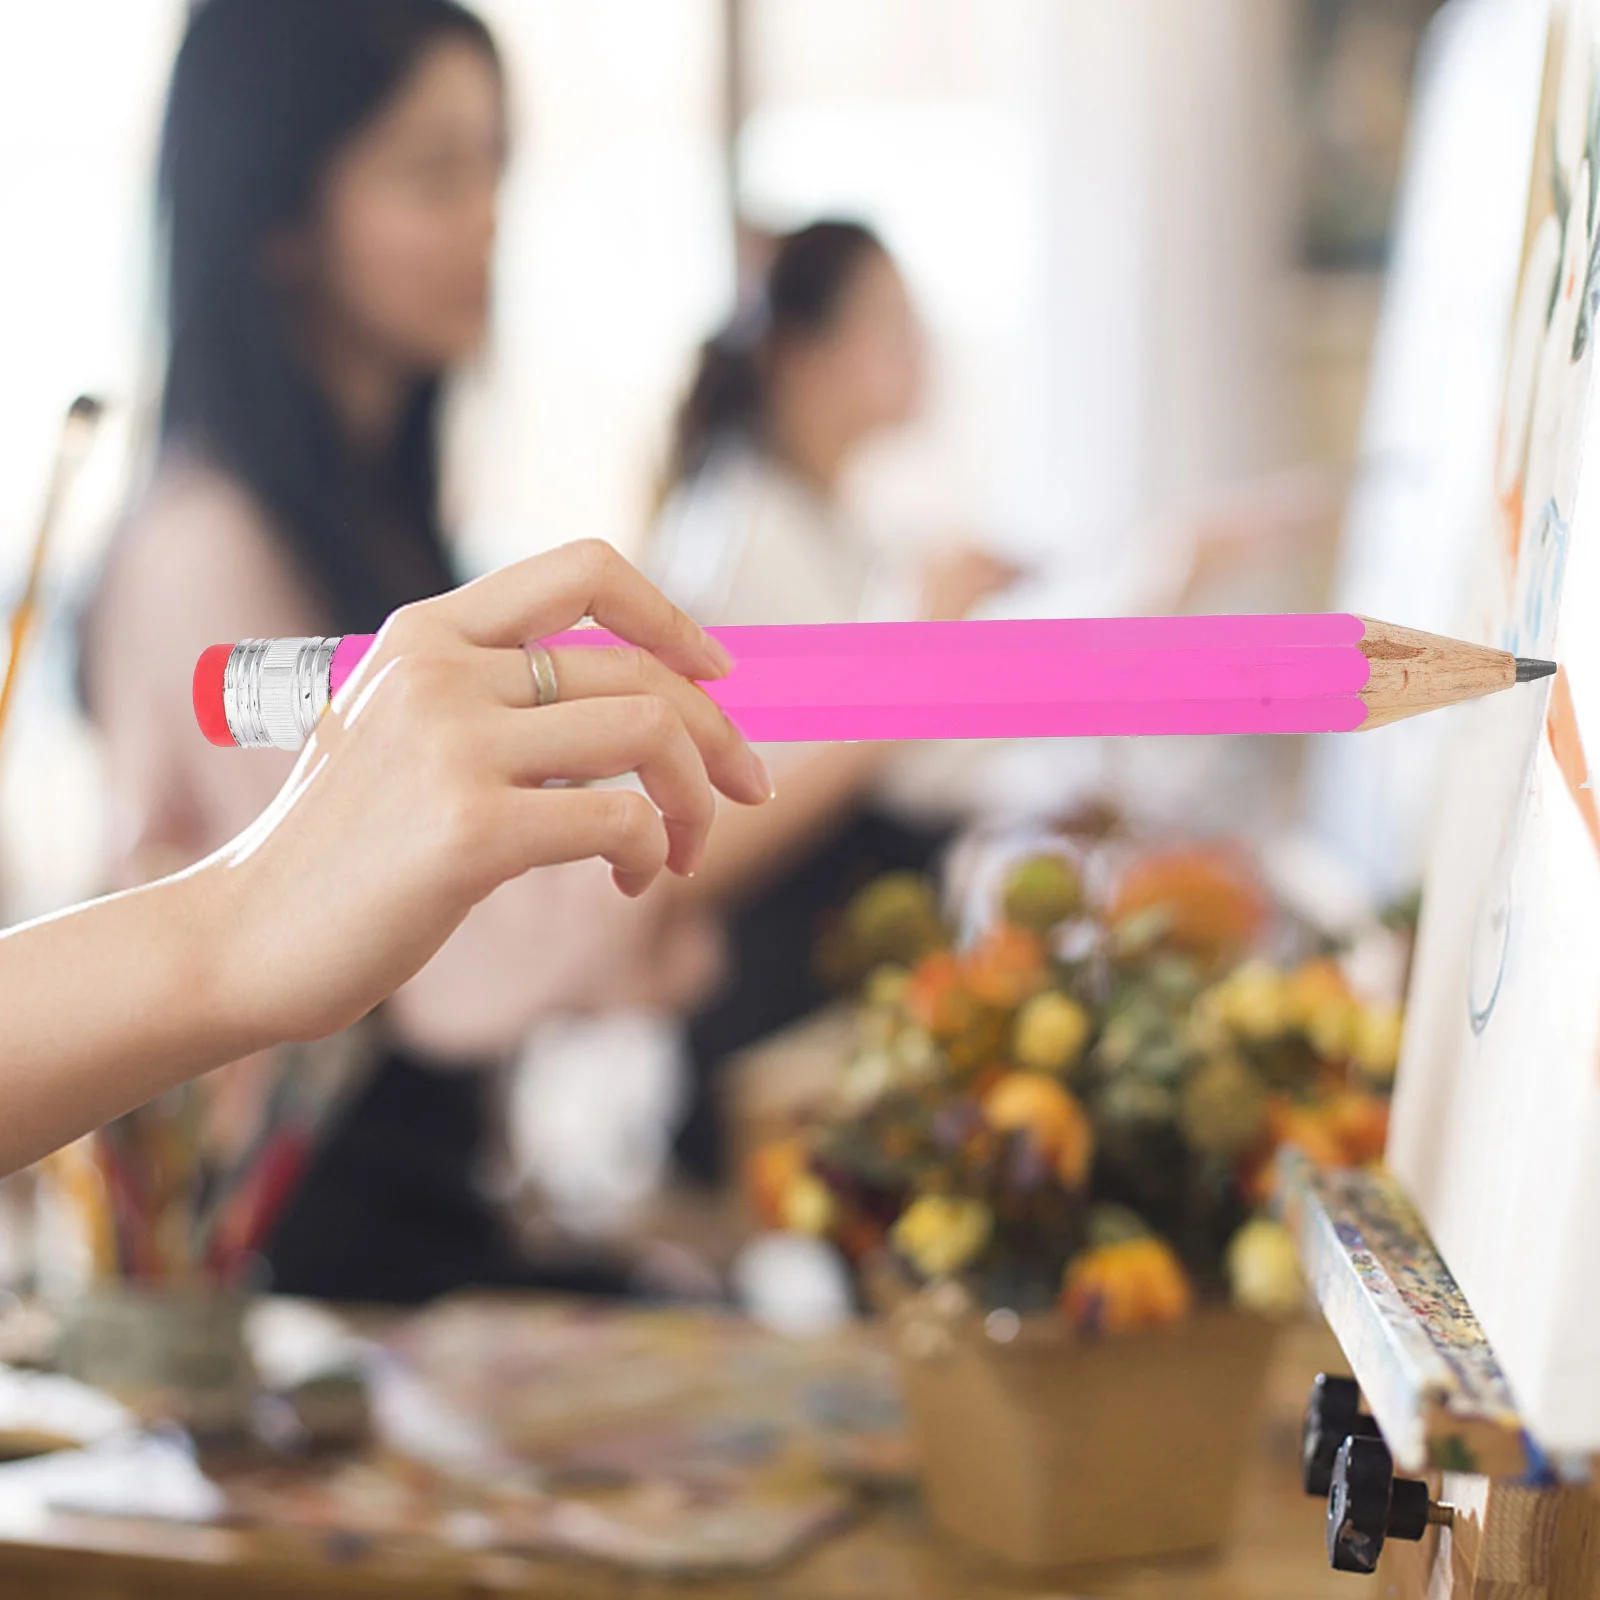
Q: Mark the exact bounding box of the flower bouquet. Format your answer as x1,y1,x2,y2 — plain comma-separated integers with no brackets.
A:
749,831,1403,1568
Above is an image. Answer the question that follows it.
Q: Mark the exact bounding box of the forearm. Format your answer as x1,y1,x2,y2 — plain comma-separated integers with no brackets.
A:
0,868,258,1173
0,542,771,1166
677,740,890,908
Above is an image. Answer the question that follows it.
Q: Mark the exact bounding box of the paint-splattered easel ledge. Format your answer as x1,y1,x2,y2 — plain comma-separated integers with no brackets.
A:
1273,1149,1555,1481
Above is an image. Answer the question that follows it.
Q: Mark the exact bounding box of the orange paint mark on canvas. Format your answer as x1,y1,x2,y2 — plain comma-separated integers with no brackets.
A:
1547,667,1600,862
1499,475,1526,566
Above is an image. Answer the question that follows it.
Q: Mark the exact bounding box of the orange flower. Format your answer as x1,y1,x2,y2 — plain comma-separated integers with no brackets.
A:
963,924,1050,1009
1283,958,1351,1021
1237,1146,1280,1208
906,952,976,1039
1267,1101,1350,1172
1323,1091,1389,1166
982,1072,1094,1186
1246,1090,1390,1204
746,1138,806,1230
1062,1236,1192,1333
1108,845,1267,966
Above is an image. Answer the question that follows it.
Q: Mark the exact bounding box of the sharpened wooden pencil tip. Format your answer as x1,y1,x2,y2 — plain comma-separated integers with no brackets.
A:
1516,658,1558,683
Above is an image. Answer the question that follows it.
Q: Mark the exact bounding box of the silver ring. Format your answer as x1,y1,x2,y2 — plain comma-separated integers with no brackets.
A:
527,643,559,708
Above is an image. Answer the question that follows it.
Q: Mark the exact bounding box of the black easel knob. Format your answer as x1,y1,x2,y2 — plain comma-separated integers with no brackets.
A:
1302,1373,1383,1496
1327,1435,1451,1574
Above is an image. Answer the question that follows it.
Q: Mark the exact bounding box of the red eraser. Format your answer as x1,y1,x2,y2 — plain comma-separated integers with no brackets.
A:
193,645,235,746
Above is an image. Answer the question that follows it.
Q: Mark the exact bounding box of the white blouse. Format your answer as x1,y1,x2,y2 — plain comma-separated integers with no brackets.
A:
646,446,907,628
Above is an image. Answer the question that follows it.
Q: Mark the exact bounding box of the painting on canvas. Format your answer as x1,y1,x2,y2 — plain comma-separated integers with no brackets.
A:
1388,0,1600,1450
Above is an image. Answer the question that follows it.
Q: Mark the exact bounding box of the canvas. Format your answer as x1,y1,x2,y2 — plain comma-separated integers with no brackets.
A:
1388,0,1600,1452
1305,0,1545,900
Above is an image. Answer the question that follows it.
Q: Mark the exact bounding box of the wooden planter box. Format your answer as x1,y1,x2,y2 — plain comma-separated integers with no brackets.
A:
891,1290,1279,1571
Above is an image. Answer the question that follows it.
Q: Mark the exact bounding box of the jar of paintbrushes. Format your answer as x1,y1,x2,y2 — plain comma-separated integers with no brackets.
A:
40,1043,356,1441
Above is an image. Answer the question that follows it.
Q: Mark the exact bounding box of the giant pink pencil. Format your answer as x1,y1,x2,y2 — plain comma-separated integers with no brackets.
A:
193,615,1555,751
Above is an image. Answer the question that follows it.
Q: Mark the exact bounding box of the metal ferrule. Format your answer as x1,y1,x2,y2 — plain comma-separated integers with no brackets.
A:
223,637,339,750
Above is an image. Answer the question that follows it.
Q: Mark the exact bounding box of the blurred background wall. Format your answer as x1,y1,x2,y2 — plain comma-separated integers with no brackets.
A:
0,0,1451,922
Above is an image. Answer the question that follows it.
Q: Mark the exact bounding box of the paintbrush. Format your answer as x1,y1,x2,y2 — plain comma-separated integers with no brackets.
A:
0,395,106,761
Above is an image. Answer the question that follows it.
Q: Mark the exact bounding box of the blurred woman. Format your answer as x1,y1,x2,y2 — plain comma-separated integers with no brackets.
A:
84,0,721,1302
652,221,1007,632
645,223,1015,1181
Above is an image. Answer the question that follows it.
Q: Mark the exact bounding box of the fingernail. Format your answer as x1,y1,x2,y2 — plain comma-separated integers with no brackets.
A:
748,750,773,799
666,821,705,878
705,634,735,676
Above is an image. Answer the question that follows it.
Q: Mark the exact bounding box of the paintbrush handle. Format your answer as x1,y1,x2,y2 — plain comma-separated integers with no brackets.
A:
0,398,104,757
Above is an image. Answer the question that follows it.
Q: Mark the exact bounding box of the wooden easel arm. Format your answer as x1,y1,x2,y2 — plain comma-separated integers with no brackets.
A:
1273,1150,1529,1478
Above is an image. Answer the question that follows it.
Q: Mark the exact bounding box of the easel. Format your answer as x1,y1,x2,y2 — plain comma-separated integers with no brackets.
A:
1277,1151,1600,1597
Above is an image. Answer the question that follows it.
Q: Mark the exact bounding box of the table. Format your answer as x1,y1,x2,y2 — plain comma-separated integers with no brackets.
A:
0,1315,1351,1599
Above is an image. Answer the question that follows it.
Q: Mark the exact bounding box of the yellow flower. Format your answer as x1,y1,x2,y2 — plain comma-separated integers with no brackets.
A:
1180,1053,1269,1158
892,1196,993,1280
1282,958,1349,1023
1226,1219,1304,1318
845,874,946,965
1285,959,1357,1060
1097,1013,1141,1069
1000,854,1083,932
1062,1236,1192,1333
892,1025,940,1084
1013,991,1092,1075
858,1007,898,1050
1352,1004,1404,1083
1203,962,1286,1041
1305,999,1358,1061
865,964,912,1012
781,1173,837,1238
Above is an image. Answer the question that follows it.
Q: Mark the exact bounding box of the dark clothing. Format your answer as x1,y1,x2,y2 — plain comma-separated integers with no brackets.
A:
268,808,950,1300
262,1050,630,1305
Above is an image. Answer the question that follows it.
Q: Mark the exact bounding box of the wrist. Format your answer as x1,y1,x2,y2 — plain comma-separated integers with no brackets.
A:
159,861,271,1065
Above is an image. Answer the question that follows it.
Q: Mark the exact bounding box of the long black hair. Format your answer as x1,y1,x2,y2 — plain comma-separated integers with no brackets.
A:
668,220,886,489
158,0,500,630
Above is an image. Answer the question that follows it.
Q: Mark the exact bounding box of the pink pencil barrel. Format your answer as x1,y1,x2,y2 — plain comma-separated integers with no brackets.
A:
198,615,1378,750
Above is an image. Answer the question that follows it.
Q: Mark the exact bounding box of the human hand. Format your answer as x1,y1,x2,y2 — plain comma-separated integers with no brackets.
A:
917,545,1023,621
203,541,770,1047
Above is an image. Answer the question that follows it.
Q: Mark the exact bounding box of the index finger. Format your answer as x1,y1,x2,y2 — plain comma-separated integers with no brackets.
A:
435,540,733,682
